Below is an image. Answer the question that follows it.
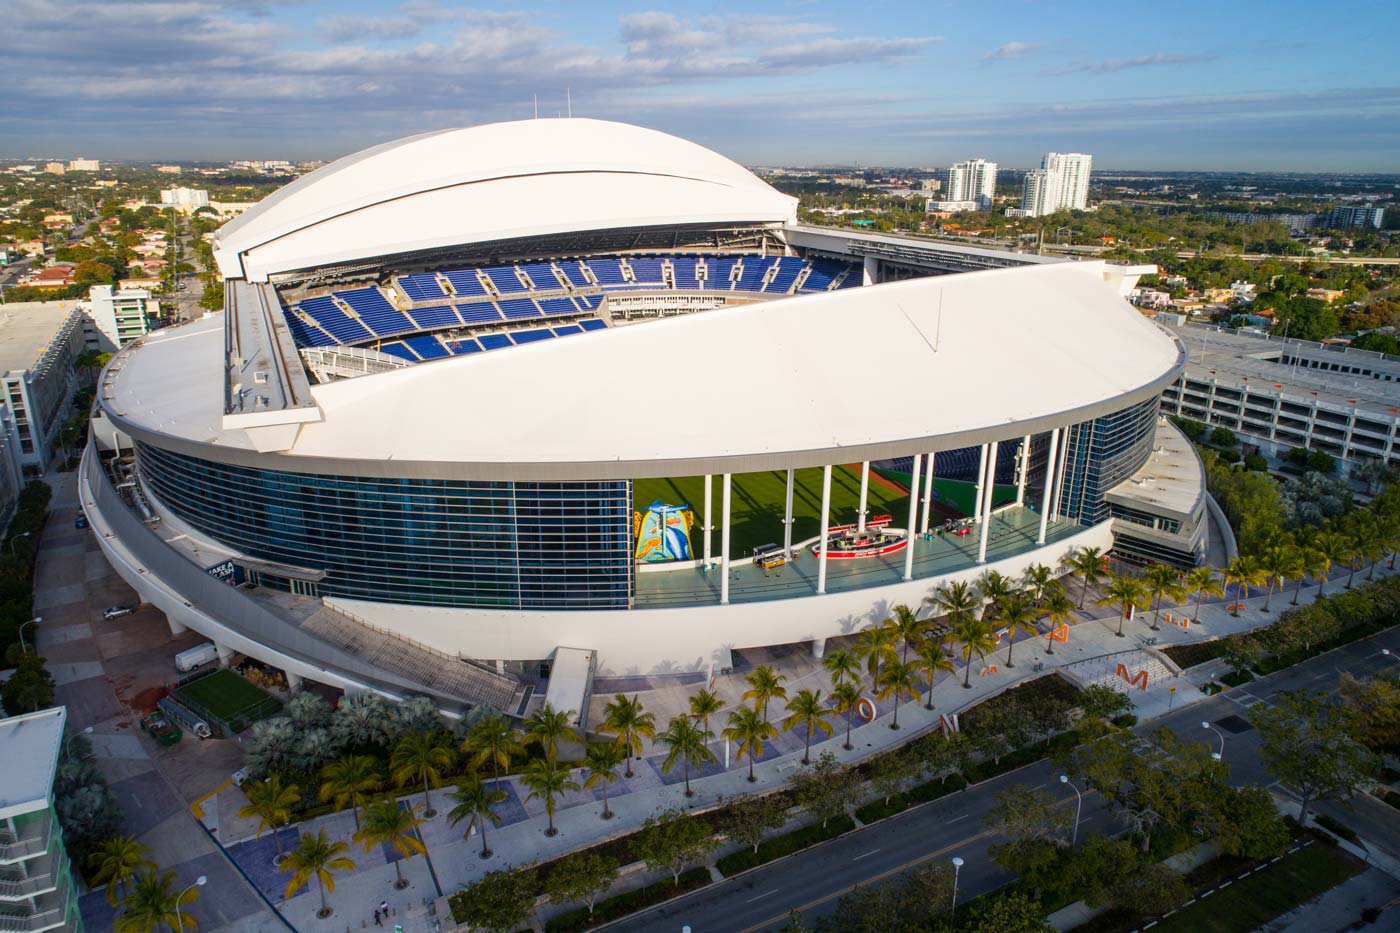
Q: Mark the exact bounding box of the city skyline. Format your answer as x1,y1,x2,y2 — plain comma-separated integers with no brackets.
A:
2,0,1398,171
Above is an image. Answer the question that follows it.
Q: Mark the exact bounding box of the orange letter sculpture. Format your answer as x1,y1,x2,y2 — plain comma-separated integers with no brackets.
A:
1115,663,1149,691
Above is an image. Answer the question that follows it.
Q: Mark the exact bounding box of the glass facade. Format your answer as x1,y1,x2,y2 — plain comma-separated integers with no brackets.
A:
136,443,634,610
1057,398,1159,526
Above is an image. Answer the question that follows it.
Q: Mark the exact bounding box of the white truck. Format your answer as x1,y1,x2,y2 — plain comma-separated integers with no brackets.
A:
174,642,219,673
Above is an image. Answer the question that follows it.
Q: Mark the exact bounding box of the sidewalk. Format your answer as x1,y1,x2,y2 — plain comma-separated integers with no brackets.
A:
255,560,1399,926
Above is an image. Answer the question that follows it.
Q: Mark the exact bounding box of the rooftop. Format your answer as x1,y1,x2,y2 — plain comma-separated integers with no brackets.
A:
1105,418,1205,520
1173,323,1400,419
0,707,65,819
0,300,80,375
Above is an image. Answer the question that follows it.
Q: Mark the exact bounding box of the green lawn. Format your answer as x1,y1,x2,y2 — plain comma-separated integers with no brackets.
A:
634,466,1016,558
1150,840,1365,933
173,669,281,727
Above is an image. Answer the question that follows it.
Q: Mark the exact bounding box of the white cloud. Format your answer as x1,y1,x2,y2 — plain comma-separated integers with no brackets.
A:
983,41,1040,62
1054,52,1214,75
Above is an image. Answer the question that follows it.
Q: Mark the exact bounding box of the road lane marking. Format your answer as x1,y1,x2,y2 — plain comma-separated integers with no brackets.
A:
946,814,970,824
747,889,780,903
852,849,881,861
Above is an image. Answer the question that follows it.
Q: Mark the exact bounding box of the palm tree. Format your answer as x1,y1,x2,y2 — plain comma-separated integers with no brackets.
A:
237,775,300,864
1097,572,1149,638
1023,563,1055,604
354,799,426,888
447,773,507,858
319,754,381,830
875,660,919,730
913,634,956,708
523,703,579,763
886,603,924,667
1294,545,1328,605
1313,530,1351,597
391,731,455,818
1040,587,1075,655
830,681,862,750
928,580,979,629
657,714,716,797
280,827,355,919
1352,512,1386,582
1258,544,1300,613
1185,565,1225,621
116,869,198,933
460,714,520,787
90,835,155,906
1065,546,1107,609
723,705,777,782
743,664,789,724
823,647,861,688
997,591,1040,667
781,688,835,762
599,694,655,778
977,570,1014,623
1225,554,1266,614
688,688,723,740
854,622,897,696
521,757,581,836
951,614,998,688
582,742,627,820
1142,564,1186,630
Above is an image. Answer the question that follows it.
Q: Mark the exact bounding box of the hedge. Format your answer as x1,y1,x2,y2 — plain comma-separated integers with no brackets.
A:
544,867,711,933
716,814,856,875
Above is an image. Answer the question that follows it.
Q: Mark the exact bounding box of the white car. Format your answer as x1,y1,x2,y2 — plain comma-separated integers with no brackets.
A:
102,606,135,620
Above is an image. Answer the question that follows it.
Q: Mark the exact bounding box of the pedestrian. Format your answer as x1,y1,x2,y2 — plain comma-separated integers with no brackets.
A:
374,907,382,926
380,900,390,916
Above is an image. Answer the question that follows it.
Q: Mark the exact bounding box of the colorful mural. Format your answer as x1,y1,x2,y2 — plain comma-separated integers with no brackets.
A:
634,499,695,563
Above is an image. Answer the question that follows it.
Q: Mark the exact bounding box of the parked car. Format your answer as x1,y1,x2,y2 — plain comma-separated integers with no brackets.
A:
102,606,135,620
74,515,88,529
175,642,218,672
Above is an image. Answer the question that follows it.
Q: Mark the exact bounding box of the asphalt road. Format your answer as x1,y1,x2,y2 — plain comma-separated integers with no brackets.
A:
615,628,1400,932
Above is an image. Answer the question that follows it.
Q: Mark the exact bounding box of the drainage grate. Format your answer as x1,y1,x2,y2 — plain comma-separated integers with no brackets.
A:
1215,714,1255,734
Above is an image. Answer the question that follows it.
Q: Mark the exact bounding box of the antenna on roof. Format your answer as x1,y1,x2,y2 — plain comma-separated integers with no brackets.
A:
533,94,539,119
567,88,572,118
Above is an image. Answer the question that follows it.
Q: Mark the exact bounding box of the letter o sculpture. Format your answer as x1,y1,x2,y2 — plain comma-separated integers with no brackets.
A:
856,697,877,722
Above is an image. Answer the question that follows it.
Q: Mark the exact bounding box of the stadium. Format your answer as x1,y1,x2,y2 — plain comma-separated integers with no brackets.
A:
82,118,1199,715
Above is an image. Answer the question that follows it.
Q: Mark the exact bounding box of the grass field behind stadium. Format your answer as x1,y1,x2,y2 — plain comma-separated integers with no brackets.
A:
634,466,1017,558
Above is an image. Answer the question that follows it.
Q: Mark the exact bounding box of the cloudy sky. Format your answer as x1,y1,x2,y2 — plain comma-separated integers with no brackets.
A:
4,0,1398,170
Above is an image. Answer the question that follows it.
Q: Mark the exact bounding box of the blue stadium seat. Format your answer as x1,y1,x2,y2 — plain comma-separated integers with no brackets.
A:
443,269,487,297
455,303,503,325
537,297,577,316
446,339,482,354
335,287,415,337
837,270,863,289
404,334,449,360
552,324,583,336
518,262,557,289
703,257,738,289
378,341,418,362
561,262,591,287
629,257,665,284
298,296,373,344
407,305,461,329
512,328,554,344
764,256,806,293
800,257,845,291
485,265,527,293
284,311,336,348
578,318,608,332
671,257,700,288
397,273,446,300
477,333,514,350
587,258,626,285
498,298,541,320
734,258,773,291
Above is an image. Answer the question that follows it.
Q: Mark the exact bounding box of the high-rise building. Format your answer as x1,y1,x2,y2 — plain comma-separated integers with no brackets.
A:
0,301,85,472
160,187,210,213
67,159,99,172
0,707,85,933
945,159,997,210
1328,204,1386,230
43,163,64,176
85,284,158,350
1015,152,1093,217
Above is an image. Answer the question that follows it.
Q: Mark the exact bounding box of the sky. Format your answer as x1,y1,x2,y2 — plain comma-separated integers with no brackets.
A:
3,0,1398,171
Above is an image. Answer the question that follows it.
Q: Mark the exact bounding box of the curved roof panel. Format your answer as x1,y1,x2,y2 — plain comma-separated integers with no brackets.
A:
213,119,797,281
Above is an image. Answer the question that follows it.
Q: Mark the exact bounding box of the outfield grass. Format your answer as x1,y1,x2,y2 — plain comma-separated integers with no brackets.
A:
1151,840,1364,933
634,467,1017,557
174,669,280,725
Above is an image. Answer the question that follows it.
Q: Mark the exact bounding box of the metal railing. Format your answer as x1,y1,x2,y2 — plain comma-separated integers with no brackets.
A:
0,817,52,864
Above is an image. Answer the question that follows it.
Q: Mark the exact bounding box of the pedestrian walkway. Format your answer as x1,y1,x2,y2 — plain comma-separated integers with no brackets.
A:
243,558,1399,926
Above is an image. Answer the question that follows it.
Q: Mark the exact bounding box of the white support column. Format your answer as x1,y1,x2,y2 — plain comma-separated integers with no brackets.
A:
817,464,832,595
703,474,713,568
167,616,188,636
1053,427,1071,521
920,451,936,534
783,467,795,558
1037,428,1061,545
972,443,989,523
857,461,870,531
1015,434,1031,505
977,443,999,563
720,473,732,605
285,670,304,693
215,642,234,667
904,454,922,581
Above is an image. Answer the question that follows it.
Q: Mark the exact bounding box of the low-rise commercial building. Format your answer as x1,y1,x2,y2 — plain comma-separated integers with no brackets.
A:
85,285,157,350
0,301,85,473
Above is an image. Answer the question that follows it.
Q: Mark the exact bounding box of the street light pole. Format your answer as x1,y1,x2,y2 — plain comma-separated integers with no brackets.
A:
175,875,207,933
1202,721,1225,761
18,617,42,655
1059,774,1084,846
950,856,964,911
9,531,32,557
